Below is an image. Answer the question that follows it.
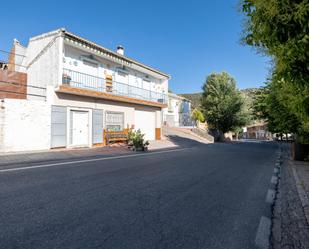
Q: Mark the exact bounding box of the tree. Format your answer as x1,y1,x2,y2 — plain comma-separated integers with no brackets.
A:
253,81,300,138
251,86,269,120
191,108,205,123
241,0,309,143
201,72,250,139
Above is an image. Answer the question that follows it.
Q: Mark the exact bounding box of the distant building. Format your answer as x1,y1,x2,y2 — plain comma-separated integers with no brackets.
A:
163,93,193,127
243,121,272,140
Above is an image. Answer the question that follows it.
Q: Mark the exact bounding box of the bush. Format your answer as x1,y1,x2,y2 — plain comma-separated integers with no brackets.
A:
127,129,149,151
191,108,205,123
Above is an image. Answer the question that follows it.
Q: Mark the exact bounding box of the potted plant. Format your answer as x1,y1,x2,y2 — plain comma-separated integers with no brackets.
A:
62,73,72,84
127,128,135,148
128,129,149,151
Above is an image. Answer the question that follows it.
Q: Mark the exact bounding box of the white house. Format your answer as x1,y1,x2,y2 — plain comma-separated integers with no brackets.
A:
163,93,192,127
0,28,170,152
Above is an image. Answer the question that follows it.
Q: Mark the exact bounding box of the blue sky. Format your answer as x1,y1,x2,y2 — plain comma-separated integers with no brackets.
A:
1,0,270,93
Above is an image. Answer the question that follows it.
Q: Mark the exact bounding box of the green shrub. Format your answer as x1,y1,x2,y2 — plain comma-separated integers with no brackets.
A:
127,129,149,150
191,108,205,123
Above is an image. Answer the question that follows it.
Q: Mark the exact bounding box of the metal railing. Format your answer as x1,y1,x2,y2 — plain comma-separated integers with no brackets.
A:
62,68,167,104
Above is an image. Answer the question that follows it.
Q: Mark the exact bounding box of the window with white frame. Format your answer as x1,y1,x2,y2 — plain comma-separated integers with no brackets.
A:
105,111,124,131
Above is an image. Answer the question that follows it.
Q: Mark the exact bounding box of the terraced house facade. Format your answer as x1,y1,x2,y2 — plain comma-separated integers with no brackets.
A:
0,28,170,152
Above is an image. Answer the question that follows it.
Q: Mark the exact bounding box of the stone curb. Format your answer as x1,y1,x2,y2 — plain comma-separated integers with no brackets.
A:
270,146,282,249
289,160,309,226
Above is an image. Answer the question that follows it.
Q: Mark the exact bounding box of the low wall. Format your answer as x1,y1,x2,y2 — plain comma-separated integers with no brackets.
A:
0,99,51,153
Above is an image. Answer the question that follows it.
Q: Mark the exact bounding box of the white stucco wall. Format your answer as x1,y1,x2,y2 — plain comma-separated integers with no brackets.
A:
163,93,191,127
53,93,135,129
24,29,169,102
63,44,165,95
14,43,27,73
52,92,161,130
163,97,181,126
25,30,63,100
0,99,51,153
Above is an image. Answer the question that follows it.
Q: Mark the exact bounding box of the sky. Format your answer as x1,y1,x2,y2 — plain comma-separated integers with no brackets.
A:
1,0,270,94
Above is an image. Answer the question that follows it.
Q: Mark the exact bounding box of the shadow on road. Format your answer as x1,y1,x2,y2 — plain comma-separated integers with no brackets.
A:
164,135,209,148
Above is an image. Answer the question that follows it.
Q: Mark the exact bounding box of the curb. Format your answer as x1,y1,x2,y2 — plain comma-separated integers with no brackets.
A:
269,145,282,249
290,161,309,225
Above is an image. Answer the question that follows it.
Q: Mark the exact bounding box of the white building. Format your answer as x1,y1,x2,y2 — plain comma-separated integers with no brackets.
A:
163,93,192,127
0,28,170,152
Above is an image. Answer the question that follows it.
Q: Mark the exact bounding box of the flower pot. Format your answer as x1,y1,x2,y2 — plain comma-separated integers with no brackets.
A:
133,146,148,151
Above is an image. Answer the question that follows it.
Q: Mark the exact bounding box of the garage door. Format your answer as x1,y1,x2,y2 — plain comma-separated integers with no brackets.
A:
135,110,155,141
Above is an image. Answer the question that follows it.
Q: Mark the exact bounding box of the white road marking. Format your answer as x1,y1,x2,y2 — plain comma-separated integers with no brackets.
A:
0,148,189,173
255,216,271,249
265,189,275,204
271,176,278,185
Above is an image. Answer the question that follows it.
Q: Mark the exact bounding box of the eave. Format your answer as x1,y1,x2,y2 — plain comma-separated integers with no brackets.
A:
56,85,167,108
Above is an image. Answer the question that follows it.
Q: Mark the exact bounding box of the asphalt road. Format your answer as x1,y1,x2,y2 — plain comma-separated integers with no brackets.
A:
0,140,278,249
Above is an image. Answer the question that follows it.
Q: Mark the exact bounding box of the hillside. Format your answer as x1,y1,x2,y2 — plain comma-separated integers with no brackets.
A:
240,88,259,114
179,88,259,111
179,93,202,109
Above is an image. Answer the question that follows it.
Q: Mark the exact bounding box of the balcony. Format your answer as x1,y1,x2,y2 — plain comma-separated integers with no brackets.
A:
59,68,167,107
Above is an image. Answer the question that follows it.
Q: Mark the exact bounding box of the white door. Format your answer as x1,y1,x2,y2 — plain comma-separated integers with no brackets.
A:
135,110,156,141
71,111,89,146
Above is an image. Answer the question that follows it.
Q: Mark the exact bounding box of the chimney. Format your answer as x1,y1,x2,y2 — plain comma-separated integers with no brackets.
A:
13,38,20,45
117,45,124,55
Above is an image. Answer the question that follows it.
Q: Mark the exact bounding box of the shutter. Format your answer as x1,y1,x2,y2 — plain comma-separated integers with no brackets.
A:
92,109,103,144
51,106,67,148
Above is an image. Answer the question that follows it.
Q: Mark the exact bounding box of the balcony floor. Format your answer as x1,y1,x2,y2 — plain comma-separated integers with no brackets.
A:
56,85,167,108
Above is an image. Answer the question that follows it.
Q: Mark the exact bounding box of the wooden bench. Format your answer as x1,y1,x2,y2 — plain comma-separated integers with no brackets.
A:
104,129,129,145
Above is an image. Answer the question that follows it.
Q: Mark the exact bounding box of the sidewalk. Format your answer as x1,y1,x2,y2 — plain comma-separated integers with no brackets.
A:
292,159,309,225
271,144,309,249
147,135,180,150
0,145,131,167
0,139,180,167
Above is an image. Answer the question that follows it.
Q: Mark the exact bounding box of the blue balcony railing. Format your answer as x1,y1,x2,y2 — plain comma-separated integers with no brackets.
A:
62,68,167,104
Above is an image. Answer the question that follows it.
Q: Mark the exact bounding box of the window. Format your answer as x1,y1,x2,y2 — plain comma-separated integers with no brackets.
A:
105,111,124,131
83,60,98,68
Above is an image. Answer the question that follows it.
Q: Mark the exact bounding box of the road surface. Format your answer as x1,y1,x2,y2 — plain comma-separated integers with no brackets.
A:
0,140,278,249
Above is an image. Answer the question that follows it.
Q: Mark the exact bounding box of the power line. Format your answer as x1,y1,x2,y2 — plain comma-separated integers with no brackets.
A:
0,81,46,90
0,49,26,58
0,89,46,98
0,81,47,99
